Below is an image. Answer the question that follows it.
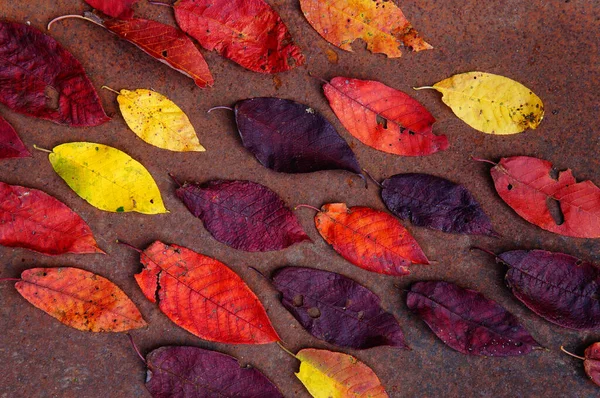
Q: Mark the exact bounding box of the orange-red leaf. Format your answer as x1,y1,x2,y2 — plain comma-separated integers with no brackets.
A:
311,203,428,275
84,0,138,19
14,267,146,332
134,241,280,344
324,77,448,156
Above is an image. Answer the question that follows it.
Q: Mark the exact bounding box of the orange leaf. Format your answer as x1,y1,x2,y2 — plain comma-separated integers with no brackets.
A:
14,267,146,332
311,203,428,275
134,241,280,344
300,0,432,58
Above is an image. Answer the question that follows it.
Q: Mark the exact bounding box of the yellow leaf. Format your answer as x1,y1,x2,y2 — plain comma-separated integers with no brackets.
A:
417,72,544,135
111,87,205,152
300,0,432,58
48,142,168,214
295,348,388,398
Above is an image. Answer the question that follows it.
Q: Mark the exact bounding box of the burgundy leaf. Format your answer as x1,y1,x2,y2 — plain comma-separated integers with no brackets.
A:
233,97,361,176
495,250,600,330
271,266,407,349
84,0,138,19
381,173,496,236
175,178,310,252
146,346,283,397
406,281,541,356
0,22,109,126
0,116,30,159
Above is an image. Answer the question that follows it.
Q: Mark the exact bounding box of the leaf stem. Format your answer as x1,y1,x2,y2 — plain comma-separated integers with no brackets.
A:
47,14,104,30
32,145,52,153
0,278,21,282
147,0,174,7
276,341,297,359
116,239,143,253
560,346,585,361
101,86,120,95
362,169,382,189
127,333,147,364
247,266,270,282
470,246,498,258
294,204,321,212
207,106,234,113
413,86,436,91
307,71,330,85
168,173,183,188
470,156,497,166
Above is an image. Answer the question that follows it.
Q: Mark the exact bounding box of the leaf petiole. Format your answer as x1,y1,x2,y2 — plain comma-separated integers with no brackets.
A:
361,169,382,188
0,278,21,282
413,86,435,91
101,86,120,95
470,156,497,165
560,346,585,361
127,333,147,365
47,14,104,31
147,1,174,7
116,239,143,253
276,341,297,359
32,144,52,153
207,106,234,113
294,204,321,212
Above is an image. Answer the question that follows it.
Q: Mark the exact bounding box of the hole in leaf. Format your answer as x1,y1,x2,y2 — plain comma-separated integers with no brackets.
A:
307,307,321,318
44,86,60,110
376,114,388,129
357,311,365,320
549,167,559,180
507,184,513,191
546,197,564,225
162,50,168,57
292,294,304,307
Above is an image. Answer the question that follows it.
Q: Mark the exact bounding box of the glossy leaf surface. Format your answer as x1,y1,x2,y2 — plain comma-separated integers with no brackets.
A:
234,97,361,175
134,241,280,344
0,22,109,126
272,266,407,349
496,250,600,330
15,267,146,332
174,0,305,73
489,156,600,237
324,77,448,156
48,142,167,214
175,179,310,252
146,346,283,397
312,203,428,275
300,0,432,57
84,0,138,18
423,72,544,134
381,173,496,236
115,88,204,151
0,116,30,159
296,348,388,398
0,182,103,255
407,281,541,356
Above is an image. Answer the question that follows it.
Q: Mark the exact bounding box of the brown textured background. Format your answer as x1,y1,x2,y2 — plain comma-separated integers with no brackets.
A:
1,0,600,397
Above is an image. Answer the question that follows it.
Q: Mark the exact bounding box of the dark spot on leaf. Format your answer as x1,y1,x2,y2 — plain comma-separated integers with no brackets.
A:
44,86,60,110
292,294,304,307
549,167,559,180
546,197,564,226
307,307,321,318
162,50,168,57
507,184,513,191
116,206,125,212
376,114,388,129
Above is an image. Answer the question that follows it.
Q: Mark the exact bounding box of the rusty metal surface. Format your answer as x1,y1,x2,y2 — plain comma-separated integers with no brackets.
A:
1,0,599,397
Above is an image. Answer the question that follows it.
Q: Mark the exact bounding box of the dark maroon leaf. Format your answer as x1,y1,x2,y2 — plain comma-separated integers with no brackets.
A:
271,266,407,349
0,116,30,159
146,346,283,397
0,22,109,127
233,98,362,177
381,173,496,236
494,250,600,330
406,281,541,356
174,178,310,252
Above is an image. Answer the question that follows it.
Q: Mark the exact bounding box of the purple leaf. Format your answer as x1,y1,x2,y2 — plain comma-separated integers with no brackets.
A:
234,97,362,177
271,266,407,349
381,173,496,236
146,346,283,398
0,116,30,159
497,250,600,330
175,178,310,252
406,281,541,356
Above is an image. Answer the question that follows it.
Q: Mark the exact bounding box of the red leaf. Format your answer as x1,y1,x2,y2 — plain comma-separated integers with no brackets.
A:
174,0,305,73
488,156,600,237
84,0,139,19
0,182,103,255
103,16,213,88
175,179,310,252
134,241,280,344
562,344,600,387
323,77,448,156
0,22,109,127
0,116,30,160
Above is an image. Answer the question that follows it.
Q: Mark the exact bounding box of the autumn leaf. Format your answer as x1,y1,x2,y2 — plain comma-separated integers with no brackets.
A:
84,0,139,19
174,178,310,252
104,87,205,152
479,156,600,238
299,203,428,276
300,0,432,58
269,266,407,349
561,344,600,387
0,22,109,126
174,0,305,73
10,267,146,332
48,13,213,88
144,346,283,397
0,116,30,160
43,142,168,214
376,172,496,236
215,97,361,176
323,77,448,156
0,182,103,255
406,281,541,356
477,248,600,330
415,72,544,134
294,348,388,397
132,241,280,344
